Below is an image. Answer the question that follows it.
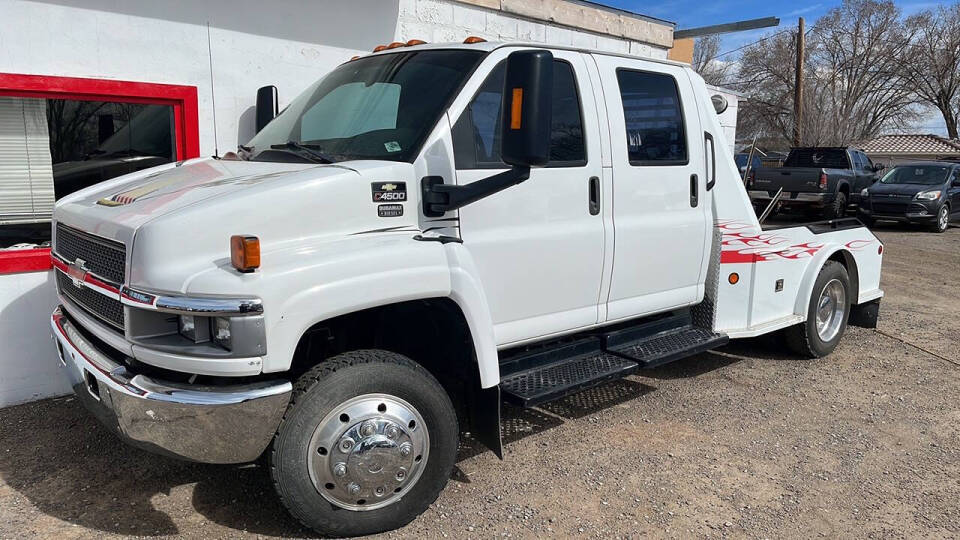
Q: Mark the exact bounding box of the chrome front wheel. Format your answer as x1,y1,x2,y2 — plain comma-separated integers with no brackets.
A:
936,206,949,232
308,394,429,511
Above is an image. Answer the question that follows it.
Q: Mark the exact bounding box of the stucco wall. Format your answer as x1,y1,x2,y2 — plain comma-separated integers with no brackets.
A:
396,0,669,59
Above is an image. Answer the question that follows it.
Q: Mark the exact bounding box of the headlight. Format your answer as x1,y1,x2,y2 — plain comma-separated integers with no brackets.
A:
213,317,232,350
861,188,869,197
915,190,941,201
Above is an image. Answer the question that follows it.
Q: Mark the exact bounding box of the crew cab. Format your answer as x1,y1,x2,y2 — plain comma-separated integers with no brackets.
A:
749,147,881,218
48,40,884,536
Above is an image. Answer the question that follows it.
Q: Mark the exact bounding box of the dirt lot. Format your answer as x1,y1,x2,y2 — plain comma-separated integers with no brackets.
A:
2,221,959,539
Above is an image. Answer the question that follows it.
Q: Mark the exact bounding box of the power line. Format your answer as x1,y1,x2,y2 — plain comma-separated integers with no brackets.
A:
707,28,795,62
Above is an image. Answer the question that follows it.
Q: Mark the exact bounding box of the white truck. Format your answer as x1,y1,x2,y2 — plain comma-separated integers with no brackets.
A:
49,39,884,536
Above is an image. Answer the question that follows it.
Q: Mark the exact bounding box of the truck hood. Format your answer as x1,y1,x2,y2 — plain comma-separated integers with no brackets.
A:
53,157,419,291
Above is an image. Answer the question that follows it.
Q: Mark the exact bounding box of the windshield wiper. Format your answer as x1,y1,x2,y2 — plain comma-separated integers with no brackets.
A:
269,141,335,164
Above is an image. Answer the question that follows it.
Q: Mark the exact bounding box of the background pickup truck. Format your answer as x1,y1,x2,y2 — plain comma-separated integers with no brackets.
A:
748,147,881,219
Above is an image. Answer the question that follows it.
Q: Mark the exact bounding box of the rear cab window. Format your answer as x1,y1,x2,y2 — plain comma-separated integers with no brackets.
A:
784,148,851,169
615,69,688,166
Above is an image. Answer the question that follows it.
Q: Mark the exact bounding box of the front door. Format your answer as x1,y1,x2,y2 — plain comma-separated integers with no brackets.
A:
593,55,710,321
451,49,605,345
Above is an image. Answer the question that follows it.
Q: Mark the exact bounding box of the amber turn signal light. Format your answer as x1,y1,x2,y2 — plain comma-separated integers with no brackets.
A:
231,235,260,273
510,88,524,130
728,272,740,285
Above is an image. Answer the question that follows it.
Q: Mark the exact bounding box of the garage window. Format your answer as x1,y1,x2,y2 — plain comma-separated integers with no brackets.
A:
0,74,198,258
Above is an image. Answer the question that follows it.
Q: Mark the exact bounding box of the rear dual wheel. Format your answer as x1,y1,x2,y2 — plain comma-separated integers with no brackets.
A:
785,261,851,358
270,350,458,537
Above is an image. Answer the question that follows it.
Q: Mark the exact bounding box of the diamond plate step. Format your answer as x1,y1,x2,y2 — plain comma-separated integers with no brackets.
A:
606,326,728,369
499,352,639,408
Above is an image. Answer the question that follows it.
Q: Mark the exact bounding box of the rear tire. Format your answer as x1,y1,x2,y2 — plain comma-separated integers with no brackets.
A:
269,350,458,537
785,261,851,358
824,191,847,220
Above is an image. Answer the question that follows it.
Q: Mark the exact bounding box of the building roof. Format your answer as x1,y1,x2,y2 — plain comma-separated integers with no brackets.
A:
861,134,960,155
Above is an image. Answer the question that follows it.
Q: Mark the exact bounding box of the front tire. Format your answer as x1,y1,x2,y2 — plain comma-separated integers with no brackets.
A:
270,350,458,537
931,204,950,233
785,261,851,358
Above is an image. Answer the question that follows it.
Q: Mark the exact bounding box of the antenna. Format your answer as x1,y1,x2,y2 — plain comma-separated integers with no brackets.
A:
206,21,220,158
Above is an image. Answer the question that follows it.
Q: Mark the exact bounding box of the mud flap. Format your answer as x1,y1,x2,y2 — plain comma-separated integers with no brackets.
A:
469,386,503,459
849,299,880,329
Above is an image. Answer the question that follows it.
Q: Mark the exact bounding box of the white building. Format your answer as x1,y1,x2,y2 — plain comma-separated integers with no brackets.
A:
0,0,735,406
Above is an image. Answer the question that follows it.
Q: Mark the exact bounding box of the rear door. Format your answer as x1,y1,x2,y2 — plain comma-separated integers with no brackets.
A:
451,49,605,345
593,55,709,321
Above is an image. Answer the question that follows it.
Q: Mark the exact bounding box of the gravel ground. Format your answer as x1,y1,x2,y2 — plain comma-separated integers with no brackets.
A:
2,221,959,539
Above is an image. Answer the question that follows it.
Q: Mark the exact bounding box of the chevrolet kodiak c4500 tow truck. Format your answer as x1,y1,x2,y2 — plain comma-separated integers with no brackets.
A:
49,40,884,536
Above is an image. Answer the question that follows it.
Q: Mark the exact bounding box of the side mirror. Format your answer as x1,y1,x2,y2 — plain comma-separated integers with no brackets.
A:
255,85,278,133
952,178,960,187
872,164,885,173
421,49,554,217
500,50,554,168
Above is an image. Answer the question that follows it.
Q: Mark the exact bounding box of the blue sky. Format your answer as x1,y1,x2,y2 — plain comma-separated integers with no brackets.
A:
599,0,953,135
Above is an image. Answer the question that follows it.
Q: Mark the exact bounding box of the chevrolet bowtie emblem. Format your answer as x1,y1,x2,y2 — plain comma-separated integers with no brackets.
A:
382,183,397,191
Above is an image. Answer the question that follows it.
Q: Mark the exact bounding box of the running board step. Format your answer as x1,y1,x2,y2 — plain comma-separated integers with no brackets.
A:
499,352,638,408
606,326,728,369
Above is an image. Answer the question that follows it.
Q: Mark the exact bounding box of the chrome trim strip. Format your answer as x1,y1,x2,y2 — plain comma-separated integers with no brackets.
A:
120,286,264,316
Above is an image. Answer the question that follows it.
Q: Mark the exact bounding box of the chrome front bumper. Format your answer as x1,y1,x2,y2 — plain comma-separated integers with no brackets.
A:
51,306,291,464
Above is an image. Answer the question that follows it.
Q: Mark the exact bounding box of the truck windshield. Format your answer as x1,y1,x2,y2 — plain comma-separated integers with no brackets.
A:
247,50,484,164
879,165,951,185
783,148,850,169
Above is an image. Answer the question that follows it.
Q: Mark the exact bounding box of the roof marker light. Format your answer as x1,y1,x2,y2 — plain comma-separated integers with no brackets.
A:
385,41,406,49
373,45,387,52
406,39,427,46
463,36,487,44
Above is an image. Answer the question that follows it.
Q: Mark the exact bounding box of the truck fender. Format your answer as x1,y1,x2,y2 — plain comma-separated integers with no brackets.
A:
442,242,500,388
792,246,859,318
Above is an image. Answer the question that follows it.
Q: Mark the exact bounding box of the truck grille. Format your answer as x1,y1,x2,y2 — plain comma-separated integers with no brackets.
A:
56,269,125,331
54,223,126,284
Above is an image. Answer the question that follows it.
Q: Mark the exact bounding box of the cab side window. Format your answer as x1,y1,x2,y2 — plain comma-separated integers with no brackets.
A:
453,59,586,169
616,69,687,165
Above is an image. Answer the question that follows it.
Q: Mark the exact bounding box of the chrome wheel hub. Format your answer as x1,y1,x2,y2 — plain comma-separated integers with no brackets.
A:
938,207,948,230
308,394,428,511
815,278,846,342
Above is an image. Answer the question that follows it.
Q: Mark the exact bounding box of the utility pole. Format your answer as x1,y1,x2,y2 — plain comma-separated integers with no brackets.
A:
793,17,805,147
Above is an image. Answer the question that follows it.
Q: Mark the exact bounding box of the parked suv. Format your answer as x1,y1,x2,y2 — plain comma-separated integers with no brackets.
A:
749,147,881,219
859,161,960,232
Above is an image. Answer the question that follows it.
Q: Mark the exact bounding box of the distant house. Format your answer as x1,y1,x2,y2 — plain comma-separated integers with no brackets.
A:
861,134,960,167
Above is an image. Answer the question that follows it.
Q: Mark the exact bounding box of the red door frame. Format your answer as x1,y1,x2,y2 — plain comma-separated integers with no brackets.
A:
0,73,200,274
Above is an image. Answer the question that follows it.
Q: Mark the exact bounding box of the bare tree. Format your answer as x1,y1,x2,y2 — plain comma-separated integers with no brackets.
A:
902,3,960,139
691,34,731,86
734,0,920,148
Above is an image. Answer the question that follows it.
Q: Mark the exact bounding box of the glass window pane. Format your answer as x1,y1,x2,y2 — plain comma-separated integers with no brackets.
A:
1,97,176,248
453,59,586,169
616,69,687,165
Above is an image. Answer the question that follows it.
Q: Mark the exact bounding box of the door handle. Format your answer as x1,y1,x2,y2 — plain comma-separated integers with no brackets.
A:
704,131,716,191
690,174,699,207
588,176,600,215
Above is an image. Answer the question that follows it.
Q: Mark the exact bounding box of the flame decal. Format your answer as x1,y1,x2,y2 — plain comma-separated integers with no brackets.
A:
716,221,873,264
